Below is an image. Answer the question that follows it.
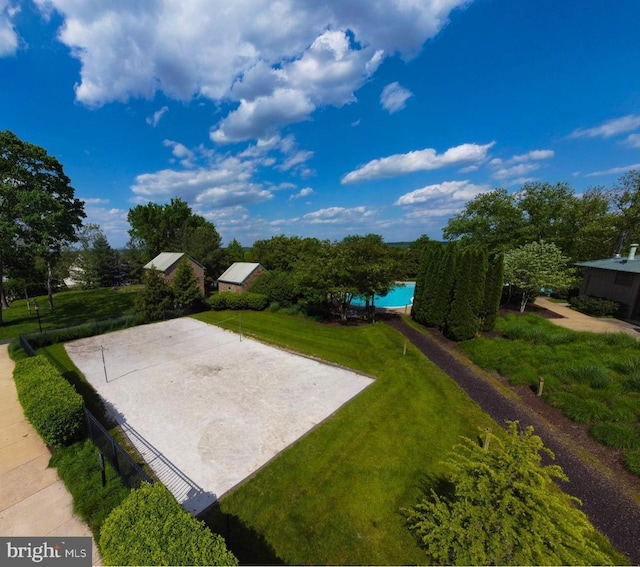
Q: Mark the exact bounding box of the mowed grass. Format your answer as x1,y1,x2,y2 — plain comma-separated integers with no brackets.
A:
0,287,139,341
460,313,640,475
193,311,499,565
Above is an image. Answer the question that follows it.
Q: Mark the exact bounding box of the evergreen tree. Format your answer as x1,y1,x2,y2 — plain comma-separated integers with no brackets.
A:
172,259,205,314
412,241,440,324
135,268,174,321
426,243,458,329
445,247,487,341
480,251,504,331
406,422,616,566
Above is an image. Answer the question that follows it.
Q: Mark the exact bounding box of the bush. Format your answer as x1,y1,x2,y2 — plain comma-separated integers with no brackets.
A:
623,448,640,476
209,292,268,311
569,295,620,317
548,393,611,424
590,423,640,450
13,357,84,446
99,483,237,566
248,270,300,307
561,365,613,390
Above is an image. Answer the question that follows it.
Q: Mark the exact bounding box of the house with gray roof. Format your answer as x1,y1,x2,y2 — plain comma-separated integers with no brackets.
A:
576,244,640,319
144,252,206,293
217,262,265,293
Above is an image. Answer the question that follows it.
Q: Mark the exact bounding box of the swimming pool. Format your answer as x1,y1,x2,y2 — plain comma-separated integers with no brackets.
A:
351,282,416,309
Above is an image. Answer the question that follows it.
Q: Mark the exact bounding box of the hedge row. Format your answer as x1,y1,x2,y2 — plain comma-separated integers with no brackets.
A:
569,295,621,317
13,356,84,446
210,291,268,311
99,483,238,566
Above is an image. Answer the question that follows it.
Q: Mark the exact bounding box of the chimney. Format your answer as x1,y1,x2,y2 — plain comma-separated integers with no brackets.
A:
629,244,638,261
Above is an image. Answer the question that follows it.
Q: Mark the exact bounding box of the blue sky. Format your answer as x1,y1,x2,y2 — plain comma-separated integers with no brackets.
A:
2,0,640,248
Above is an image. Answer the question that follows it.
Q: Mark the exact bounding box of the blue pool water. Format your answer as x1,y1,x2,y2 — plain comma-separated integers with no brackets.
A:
351,282,416,308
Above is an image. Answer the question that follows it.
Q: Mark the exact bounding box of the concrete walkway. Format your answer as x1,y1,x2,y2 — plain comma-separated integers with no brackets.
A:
534,297,640,336
0,345,101,566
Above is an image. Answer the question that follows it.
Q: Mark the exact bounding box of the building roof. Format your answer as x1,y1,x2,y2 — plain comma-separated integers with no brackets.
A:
144,252,205,272
576,257,640,274
217,262,264,284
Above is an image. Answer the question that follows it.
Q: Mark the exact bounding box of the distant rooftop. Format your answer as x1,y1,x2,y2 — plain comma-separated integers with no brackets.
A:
217,262,263,284
144,252,205,272
576,256,640,274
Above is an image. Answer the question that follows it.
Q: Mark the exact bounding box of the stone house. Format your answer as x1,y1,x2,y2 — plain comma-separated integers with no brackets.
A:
217,262,266,293
144,252,206,294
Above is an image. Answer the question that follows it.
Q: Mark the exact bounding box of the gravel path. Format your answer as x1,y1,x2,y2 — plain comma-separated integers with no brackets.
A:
386,317,640,565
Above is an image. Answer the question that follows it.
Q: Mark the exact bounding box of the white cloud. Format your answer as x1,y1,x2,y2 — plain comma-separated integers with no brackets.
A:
624,133,640,148
487,148,553,181
584,163,640,177
82,204,130,247
290,187,314,200
380,82,413,114
81,197,109,205
0,1,19,56
569,115,640,139
303,206,374,224
34,0,469,138
146,106,169,127
342,142,494,184
511,149,554,162
492,162,540,181
395,180,490,206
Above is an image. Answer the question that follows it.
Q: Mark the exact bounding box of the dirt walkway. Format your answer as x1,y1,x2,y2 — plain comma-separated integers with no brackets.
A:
386,318,640,565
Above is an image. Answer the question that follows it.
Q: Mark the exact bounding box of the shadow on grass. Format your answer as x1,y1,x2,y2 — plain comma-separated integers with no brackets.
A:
199,502,284,566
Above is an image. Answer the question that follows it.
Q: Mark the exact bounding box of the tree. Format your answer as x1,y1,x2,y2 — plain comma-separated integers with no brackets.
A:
248,235,323,271
0,130,85,320
404,235,433,278
609,170,640,248
479,251,504,331
405,422,616,566
172,258,205,314
127,197,221,261
225,238,246,263
73,224,117,289
444,247,487,341
504,241,574,312
443,188,523,251
135,267,174,321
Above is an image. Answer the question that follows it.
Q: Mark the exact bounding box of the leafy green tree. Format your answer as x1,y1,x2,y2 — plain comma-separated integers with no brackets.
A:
504,241,574,312
135,267,174,321
411,241,440,324
248,235,323,271
172,258,205,314
427,243,459,329
443,188,523,251
405,421,616,566
404,235,433,278
248,270,300,307
0,130,85,320
609,170,640,247
127,197,221,262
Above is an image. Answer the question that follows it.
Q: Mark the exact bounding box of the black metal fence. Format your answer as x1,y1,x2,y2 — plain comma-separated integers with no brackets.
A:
18,333,152,489
84,408,153,489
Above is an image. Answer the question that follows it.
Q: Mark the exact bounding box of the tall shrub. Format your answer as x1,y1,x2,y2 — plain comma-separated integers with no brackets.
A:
172,259,205,313
412,242,440,323
445,247,487,341
99,483,238,566
427,243,458,329
480,251,504,331
405,422,616,565
135,267,174,321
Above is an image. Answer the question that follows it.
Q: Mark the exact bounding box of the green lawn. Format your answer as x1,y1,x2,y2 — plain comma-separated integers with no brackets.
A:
0,287,139,341
192,311,499,564
460,313,640,476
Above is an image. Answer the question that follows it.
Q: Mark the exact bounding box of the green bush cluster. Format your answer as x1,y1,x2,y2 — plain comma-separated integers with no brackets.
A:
13,356,84,446
590,423,640,450
99,483,237,566
247,270,301,307
209,291,268,311
569,295,620,317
